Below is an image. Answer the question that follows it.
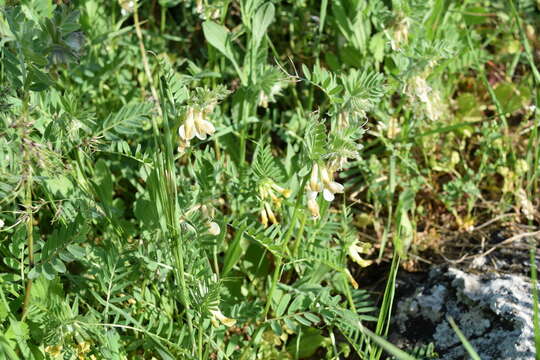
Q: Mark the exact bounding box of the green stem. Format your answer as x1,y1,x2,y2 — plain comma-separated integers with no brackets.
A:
156,78,197,354
291,212,307,257
263,256,282,320
198,320,204,360
172,237,196,355
343,275,356,312
509,0,540,194
160,6,166,33
21,164,33,320
20,95,33,320
239,100,248,166
263,175,309,319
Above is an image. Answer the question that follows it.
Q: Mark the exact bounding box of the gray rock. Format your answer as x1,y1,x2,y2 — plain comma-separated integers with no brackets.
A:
390,267,537,359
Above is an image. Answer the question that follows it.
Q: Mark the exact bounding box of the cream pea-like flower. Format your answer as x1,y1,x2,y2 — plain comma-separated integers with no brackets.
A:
312,163,344,201
322,179,344,202
179,107,216,142
210,307,236,327
306,190,320,218
305,163,344,217
405,76,443,121
347,241,373,267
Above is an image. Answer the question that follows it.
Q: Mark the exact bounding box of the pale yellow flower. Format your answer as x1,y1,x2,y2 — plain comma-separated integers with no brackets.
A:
309,163,322,192
258,179,291,227
391,17,410,51
406,76,443,121
76,341,91,360
261,207,269,227
306,190,320,218
258,90,269,108
45,345,63,357
210,307,236,327
264,202,278,225
305,163,344,218
258,83,284,108
178,107,216,142
347,241,373,267
309,163,344,202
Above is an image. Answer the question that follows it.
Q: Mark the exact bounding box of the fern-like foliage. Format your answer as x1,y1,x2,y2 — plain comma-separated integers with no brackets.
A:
304,117,328,162
28,214,88,280
341,68,386,113
99,102,153,141
252,143,285,181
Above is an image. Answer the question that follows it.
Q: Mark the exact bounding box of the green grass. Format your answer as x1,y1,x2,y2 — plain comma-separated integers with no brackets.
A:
0,0,538,359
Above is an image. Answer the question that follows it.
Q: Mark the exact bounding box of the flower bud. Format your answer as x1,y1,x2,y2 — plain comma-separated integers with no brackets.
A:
261,208,268,227
265,202,278,224
310,164,322,192
306,190,320,218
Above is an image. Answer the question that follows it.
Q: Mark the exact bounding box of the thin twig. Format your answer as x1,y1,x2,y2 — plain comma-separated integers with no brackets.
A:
470,213,517,232
443,230,540,264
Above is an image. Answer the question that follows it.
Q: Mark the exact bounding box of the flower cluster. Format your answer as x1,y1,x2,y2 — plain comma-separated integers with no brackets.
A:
258,179,292,227
306,163,344,218
195,0,221,20
405,76,443,121
178,106,217,151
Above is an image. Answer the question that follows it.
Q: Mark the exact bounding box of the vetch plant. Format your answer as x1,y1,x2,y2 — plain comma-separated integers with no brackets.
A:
0,0,538,359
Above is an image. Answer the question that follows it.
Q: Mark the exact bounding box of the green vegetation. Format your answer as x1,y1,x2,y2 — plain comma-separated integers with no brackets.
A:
0,0,538,358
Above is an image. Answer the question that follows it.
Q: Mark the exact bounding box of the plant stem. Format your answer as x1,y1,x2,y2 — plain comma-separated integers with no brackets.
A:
20,94,33,320
263,175,309,319
160,6,166,33
198,321,203,360
263,256,282,320
157,79,198,355
21,163,33,320
134,0,163,119
291,211,307,258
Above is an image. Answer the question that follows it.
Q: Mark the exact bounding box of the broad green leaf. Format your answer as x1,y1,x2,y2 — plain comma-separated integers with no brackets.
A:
42,263,56,280
275,293,291,317
252,3,274,49
51,257,67,274
293,314,312,326
66,244,85,258
303,312,320,323
202,21,234,61
28,266,41,280
222,227,244,276
202,21,245,82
